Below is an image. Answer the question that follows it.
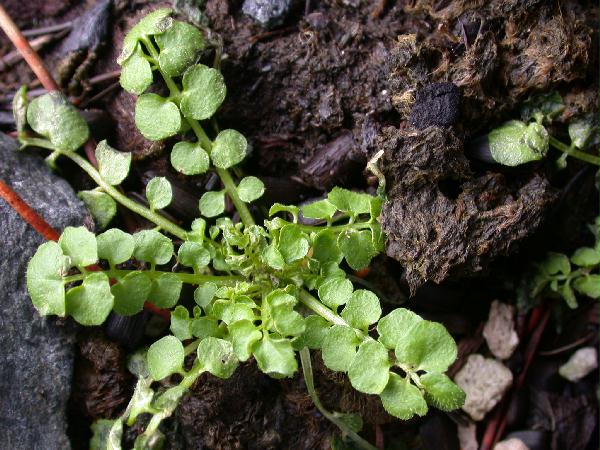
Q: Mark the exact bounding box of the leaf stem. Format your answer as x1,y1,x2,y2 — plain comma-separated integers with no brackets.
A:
300,348,379,450
549,136,599,166
298,290,348,327
216,167,256,226
63,269,241,285
61,149,189,240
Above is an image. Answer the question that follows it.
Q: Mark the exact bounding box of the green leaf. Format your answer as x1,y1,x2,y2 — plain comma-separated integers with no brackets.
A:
59,226,98,267
211,129,247,169
135,93,181,141
170,306,192,340
133,229,173,265
27,92,89,151
199,190,225,217
178,241,210,269
12,85,27,134
262,244,285,270
278,224,309,263
147,335,184,380
395,320,457,373
568,116,594,149
341,290,381,331
321,325,360,372
95,140,132,185
237,176,265,202
118,8,173,64
197,337,239,378
573,274,600,299
170,141,209,175
194,282,217,308
377,308,423,350
149,273,182,308
228,319,262,361
420,373,465,411
97,228,135,265
268,203,299,218
347,340,390,394
221,303,255,325
312,229,343,264
338,229,377,270
66,272,114,325
146,176,172,210
26,241,70,316
90,419,121,450
571,247,599,267
180,64,226,120
301,198,338,220
302,315,330,349
78,190,117,229
119,46,153,95
156,21,205,77
111,271,151,316
541,252,571,276
266,290,305,336
253,334,297,378
318,277,353,309
191,316,220,338
327,187,372,216
380,373,428,420
488,120,549,166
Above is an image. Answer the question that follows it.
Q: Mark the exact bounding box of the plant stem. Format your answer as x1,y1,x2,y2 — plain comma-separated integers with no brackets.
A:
142,38,256,227
300,348,379,450
549,136,599,166
63,269,241,285
62,150,189,240
298,290,348,327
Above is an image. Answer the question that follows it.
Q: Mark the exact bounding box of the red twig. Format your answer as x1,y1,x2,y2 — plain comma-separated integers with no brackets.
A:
0,179,60,241
374,424,384,449
0,5,59,91
480,306,552,450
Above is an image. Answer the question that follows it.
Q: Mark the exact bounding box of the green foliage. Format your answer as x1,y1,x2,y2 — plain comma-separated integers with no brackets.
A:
26,92,89,151
18,11,466,449
487,120,549,166
522,217,599,308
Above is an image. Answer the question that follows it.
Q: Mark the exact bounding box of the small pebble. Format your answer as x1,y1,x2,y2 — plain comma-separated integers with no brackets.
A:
558,346,598,382
494,438,530,450
483,300,519,360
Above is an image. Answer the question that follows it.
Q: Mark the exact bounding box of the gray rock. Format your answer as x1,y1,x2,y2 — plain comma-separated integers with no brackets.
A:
558,346,598,382
454,354,513,421
483,300,519,360
0,133,90,450
242,0,294,28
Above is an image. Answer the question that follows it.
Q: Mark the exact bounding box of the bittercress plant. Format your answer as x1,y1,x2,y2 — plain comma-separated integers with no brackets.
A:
14,9,465,450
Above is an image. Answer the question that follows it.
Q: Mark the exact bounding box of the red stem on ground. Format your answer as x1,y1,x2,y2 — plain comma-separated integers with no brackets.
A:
480,305,551,450
374,424,384,450
0,5,59,92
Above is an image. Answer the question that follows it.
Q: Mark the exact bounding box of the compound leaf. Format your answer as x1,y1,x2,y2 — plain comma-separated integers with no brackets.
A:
377,308,423,350
194,282,217,308
327,187,372,216
199,191,225,217
312,229,343,264
338,229,378,270
321,325,359,372
149,273,182,308
26,241,70,316
147,335,184,381
253,334,297,378
133,229,173,265
65,272,114,325
111,271,151,316
348,340,390,394
571,247,599,268
301,315,330,349
341,289,381,331
301,198,338,220
96,140,132,185
178,241,210,269
420,373,466,411
197,337,238,379
146,177,172,210
119,46,153,95
237,176,265,202
318,277,353,309
278,224,309,263
156,21,205,77
135,93,181,141
78,190,117,229
59,226,97,267
170,141,209,175
180,64,226,120
573,275,599,299
211,129,247,169
380,373,428,420
228,319,262,361
97,228,135,265
395,320,457,373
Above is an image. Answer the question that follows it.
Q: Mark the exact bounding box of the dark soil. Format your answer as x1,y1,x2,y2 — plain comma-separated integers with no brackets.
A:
0,0,598,449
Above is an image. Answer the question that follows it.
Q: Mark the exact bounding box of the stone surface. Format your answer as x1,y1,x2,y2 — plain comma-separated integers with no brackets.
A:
0,133,90,449
558,346,598,382
454,354,514,421
483,300,519,360
242,0,294,28
494,438,530,450
457,422,478,450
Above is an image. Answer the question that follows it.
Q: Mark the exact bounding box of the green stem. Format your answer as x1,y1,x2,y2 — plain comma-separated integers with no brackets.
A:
63,269,241,285
549,136,600,166
298,290,349,327
21,136,56,151
61,150,189,240
143,38,256,227
300,348,379,450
